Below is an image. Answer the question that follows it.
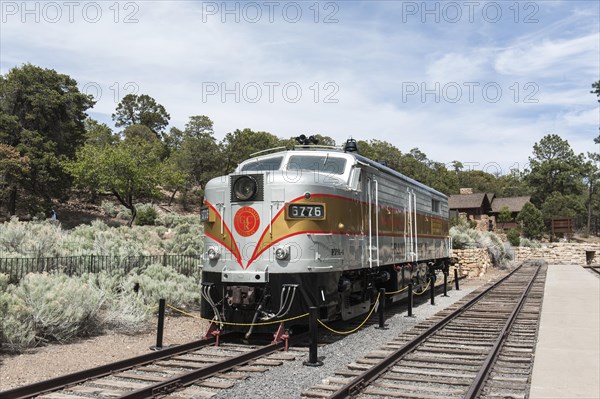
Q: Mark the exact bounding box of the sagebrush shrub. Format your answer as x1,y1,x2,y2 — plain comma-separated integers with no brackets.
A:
0,273,105,347
0,273,8,292
0,218,64,257
450,224,509,266
125,264,200,308
135,204,158,226
520,238,541,248
0,217,28,254
101,201,118,217
19,273,105,342
156,213,200,228
1,216,204,258
87,271,150,332
117,206,132,221
0,288,37,347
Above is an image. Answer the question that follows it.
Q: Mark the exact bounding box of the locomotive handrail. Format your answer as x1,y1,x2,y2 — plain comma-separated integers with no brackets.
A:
249,146,288,157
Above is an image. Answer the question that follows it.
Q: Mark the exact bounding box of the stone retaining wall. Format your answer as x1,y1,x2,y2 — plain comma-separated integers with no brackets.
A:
452,243,599,279
452,248,493,278
514,243,599,265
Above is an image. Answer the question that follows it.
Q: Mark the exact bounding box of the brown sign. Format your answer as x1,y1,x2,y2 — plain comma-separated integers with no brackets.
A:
552,218,573,234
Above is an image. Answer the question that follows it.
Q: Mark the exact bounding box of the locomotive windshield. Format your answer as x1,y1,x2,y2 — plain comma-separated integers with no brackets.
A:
241,156,284,172
287,155,347,175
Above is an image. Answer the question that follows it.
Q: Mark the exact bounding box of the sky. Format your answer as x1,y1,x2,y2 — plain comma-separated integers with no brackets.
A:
1,0,599,175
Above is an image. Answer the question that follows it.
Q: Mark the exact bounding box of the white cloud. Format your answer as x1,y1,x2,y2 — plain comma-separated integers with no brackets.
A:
1,0,598,176
494,33,598,77
426,52,488,83
562,107,600,127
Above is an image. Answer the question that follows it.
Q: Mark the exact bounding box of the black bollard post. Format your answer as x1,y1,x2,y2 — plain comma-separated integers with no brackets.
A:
406,283,414,317
443,272,448,297
376,288,387,329
303,306,323,367
430,275,435,305
150,298,165,351
454,267,460,290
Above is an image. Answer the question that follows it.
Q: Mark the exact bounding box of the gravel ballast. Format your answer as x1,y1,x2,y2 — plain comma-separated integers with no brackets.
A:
212,279,488,399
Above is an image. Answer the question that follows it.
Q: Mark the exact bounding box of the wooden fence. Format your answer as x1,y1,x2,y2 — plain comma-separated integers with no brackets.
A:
0,254,202,283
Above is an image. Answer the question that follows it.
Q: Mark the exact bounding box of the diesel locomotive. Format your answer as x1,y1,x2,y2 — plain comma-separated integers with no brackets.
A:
200,138,451,336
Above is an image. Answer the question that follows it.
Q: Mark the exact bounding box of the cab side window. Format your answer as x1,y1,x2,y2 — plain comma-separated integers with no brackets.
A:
350,167,362,191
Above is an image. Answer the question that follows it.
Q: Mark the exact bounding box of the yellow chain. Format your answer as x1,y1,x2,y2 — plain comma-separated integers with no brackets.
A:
166,304,309,326
413,280,431,295
385,285,409,295
317,292,380,335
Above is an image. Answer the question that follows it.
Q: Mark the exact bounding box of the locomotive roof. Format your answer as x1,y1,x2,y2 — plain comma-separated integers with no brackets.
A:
241,147,448,200
352,153,447,199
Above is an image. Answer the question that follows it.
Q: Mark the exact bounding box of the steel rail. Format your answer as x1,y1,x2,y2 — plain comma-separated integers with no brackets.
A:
584,266,600,276
118,332,308,399
0,334,229,399
464,262,541,398
327,262,532,399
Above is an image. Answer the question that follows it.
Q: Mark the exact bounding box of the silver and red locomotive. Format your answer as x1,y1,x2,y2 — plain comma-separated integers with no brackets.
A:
201,138,451,336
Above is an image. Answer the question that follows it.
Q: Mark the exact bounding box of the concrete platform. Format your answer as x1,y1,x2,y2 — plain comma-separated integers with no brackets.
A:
530,264,600,399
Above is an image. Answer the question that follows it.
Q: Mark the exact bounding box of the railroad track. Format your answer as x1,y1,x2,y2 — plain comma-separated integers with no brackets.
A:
302,261,547,399
583,266,600,276
1,333,306,399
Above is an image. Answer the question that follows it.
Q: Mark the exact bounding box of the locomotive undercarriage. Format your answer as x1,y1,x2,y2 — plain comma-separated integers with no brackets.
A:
200,258,450,337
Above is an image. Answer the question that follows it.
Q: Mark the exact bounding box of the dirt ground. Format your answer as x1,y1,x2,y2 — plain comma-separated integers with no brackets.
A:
0,313,210,391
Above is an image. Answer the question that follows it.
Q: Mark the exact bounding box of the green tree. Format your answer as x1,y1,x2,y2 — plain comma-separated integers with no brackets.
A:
450,161,464,173
357,141,458,194
583,153,600,235
527,134,585,207
313,134,336,146
357,139,403,171
66,137,168,227
540,191,585,223
112,94,170,138
516,202,545,240
83,118,117,147
506,228,521,246
0,64,94,215
497,206,512,230
587,82,600,234
169,116,220,207
0,144,30,207
425,161,459,194
455,170,499,194
122,124,160,143
220,128,282,173
494,169,530,197
592,80,600,101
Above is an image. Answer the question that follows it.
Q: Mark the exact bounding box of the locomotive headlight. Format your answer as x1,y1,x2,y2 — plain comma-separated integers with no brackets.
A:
233,176,257,201
274,246,290,260
207,246,221,260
